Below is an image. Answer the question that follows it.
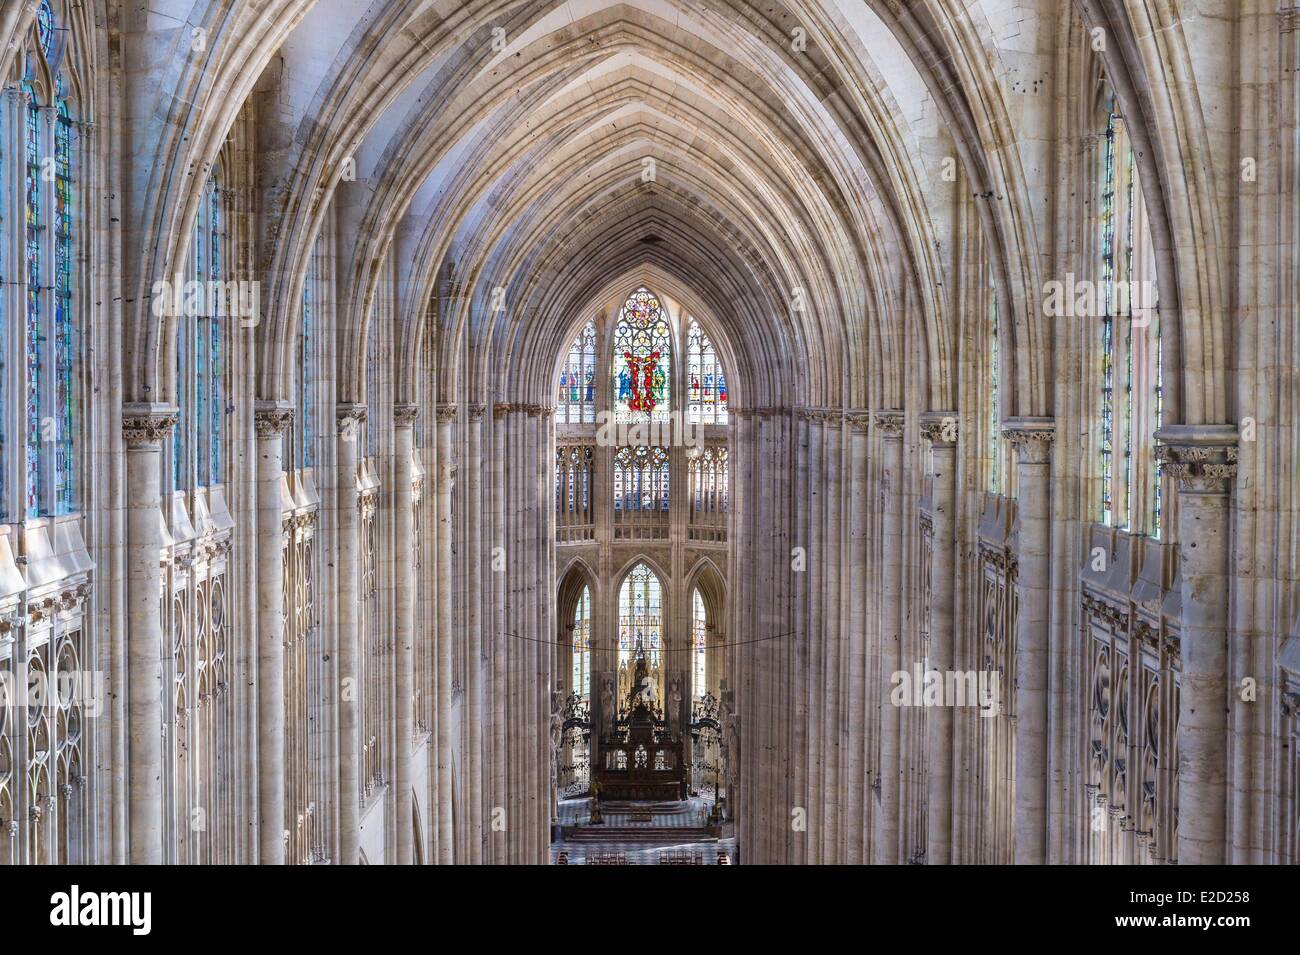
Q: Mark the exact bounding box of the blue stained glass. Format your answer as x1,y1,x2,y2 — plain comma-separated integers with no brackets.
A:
209,182,223,484
174,317,185,491
54,99,75,513
25,89,43,518
989,278,1000,495
300,253,314,469
0,103,5,520
195,314,207,485
1153,316,1163,538
1099,107,1118,525
37,0,55,56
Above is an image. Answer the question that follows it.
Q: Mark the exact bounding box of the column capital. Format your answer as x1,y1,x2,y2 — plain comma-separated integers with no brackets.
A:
1155,424,1238,494
467,403,487,421
122,403,179,450
435,404,457,423
1002,416,1055,463
844,409,871,431
254,400,294,438
393,403,419,428
493,402,513,419
919,411,959,445
874,410,905,438
337,402,367,424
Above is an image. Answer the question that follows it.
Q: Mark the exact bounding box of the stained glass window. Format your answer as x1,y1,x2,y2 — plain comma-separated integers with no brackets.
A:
178,173,226,490
988,276,1001,495
618,562,662,671
692,589,707,697
612,445,670,512
297,241,318,469
1153,316,1163,538
687,319,727,424
611,287,670,422
54,96,75,513
25,82,43,517
557,321,596,423
1099,107,1119,525
208,180,223,485
1098,101,1161,535
37,0,55,56
572,586,591,699
688,445,728,518
366,319,378,458
17,4,82,517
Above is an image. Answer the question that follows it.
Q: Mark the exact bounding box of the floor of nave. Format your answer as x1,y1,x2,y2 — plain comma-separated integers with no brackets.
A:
551,796,736,864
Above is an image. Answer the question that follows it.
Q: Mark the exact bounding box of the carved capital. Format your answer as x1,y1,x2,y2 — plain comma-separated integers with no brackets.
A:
436,404,457,423
919,411,959,446
337,403,367,428
539,406,555,418
493,402,513,420
1002,417,1055,464
844,410,871,431
1155,425,1238,495
874,410,905,438
393,403,419,428
467,403,487,422
122,403,179,450
254,401,295,438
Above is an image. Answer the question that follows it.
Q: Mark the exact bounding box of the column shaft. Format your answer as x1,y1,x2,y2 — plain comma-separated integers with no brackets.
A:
255,403,293,865
123,406,177,865
1004,418,1054,865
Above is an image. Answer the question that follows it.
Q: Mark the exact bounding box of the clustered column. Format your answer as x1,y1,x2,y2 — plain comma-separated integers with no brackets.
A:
254,401,294,865
920,412,958,864
1156,424,1238,865
1003,417,1054,865
335,403,366,863
874,410,905,864
122,403,178,865
434,405,456,863
392,403,419,864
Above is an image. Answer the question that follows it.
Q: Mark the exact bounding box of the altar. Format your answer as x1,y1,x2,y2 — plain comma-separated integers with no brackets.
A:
592,647,687,801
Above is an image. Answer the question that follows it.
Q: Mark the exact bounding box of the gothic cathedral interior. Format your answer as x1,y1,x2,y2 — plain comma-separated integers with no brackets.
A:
0,0,1297,878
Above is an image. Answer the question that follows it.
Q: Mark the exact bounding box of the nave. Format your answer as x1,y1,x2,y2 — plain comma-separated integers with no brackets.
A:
0,0,1296,868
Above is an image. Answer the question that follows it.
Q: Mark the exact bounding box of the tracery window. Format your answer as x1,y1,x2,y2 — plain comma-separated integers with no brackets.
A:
987,276,1003,495
572,585,591,699
686,319,727,424
612,445,670,513
692,589,707,697
295,237,320,470
688,446,727,518
1098,103,1161,534
555,445,594,541
19,0,81,518
175,171,228,490
611,287,671,422
558,321,596,423
618,562,663,671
